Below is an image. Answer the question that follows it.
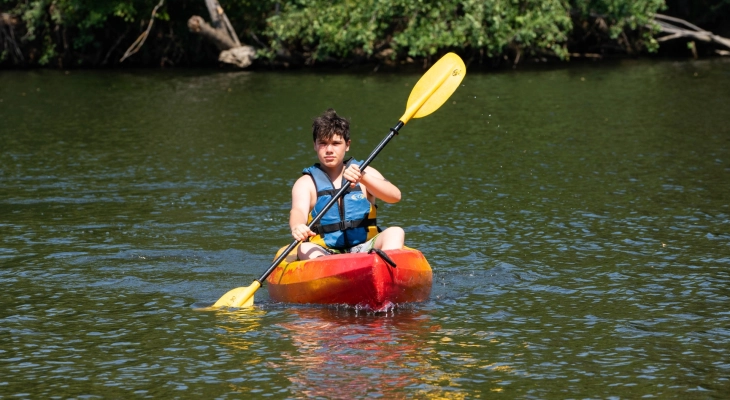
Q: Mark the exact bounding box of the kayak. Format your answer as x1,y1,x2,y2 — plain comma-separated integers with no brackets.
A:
265,246,433,310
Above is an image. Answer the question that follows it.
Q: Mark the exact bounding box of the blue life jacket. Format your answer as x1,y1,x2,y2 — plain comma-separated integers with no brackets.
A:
303,159,379,249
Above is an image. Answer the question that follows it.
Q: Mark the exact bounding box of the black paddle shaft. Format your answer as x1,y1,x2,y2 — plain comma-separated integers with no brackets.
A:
255,121,405,284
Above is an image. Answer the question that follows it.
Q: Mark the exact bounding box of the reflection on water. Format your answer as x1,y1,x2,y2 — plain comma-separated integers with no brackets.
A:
279,308,440,398
1,59,729,397
214,306,491,398
214,309,265,352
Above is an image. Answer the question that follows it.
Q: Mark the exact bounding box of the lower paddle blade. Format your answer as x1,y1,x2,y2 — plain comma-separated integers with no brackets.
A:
211,281,261,309
400,52,466,124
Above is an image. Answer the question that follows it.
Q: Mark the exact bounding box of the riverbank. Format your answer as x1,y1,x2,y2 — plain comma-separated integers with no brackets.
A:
2,1,729,70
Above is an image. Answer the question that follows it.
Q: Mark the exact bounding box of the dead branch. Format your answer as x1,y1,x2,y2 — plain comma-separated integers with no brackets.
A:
195,1,241,47
187,15,236,50
219,46,255,67
187,0,254,68
204,0,241,47
120,0,165,63
221,13,241,47
651,13,730,51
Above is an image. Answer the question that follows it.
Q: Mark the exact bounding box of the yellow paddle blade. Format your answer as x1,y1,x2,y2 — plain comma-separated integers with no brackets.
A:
210,280,261,309
400,52,466,124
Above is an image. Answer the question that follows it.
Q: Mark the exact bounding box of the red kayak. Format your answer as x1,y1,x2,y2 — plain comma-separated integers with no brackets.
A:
265,247,433,310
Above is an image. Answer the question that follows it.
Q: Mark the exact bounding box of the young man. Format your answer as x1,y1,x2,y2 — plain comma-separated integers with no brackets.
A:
290,109,405,260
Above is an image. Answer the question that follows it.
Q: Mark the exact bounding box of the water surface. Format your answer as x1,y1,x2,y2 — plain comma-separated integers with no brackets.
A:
1,59,730,398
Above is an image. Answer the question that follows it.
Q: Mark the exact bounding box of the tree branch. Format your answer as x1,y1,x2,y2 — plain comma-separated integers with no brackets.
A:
120,0,165,63
650,13,730,51
187,0,254,68
187,15,236,50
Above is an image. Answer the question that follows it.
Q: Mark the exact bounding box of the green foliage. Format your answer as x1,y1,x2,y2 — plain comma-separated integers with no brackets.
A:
1,0,277,65
572,0,664,50
571,0,665,53
573,0,665,32
3,0,151,64
2,0,723,67
266,0,574,61
263,0,674,62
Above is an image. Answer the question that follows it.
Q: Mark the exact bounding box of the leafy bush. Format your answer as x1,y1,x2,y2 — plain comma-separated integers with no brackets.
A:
265,0,574,61
0,0,269,66
3,0,722,67
571,0,666,52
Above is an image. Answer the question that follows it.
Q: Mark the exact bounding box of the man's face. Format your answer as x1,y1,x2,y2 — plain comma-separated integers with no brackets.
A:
314,134,350,169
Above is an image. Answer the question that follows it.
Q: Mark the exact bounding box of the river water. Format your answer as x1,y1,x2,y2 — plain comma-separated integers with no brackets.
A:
1,59,729,398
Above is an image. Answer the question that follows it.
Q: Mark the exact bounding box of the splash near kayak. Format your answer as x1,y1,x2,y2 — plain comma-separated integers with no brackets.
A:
267,247,433,312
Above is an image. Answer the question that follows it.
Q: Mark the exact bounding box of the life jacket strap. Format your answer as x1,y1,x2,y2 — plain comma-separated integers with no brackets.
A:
316,186,361,198
313,218,377,234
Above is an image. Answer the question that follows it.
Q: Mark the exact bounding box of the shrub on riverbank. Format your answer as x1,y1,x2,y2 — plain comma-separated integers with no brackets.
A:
1,0,728,68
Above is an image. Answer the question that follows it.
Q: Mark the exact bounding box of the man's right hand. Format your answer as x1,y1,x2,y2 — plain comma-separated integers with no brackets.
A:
291,224,316,241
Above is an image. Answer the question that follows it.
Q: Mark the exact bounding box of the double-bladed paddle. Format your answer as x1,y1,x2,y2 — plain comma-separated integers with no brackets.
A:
208,52,466,309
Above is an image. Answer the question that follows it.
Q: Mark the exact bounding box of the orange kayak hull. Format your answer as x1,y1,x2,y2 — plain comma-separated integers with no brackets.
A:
266,247,433,310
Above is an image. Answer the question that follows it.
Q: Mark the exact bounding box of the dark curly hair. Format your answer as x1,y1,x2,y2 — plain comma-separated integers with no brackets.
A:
312,108,350,143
